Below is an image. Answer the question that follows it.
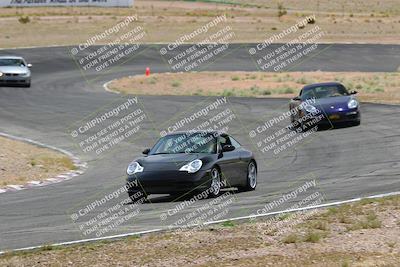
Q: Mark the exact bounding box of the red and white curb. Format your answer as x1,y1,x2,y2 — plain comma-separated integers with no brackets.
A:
0,132,87,194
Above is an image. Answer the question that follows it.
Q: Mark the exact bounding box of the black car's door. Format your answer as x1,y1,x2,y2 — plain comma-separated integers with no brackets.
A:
229,136,249,185
217,135,243,187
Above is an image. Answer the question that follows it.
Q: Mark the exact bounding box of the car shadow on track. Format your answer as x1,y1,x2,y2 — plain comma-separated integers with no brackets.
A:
288,122,360,133
126,189,238,205
316,122,361,131
0,84,30,88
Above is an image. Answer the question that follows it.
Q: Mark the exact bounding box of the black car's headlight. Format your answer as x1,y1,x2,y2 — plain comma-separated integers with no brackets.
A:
0,72,3,77
179,159,202,173
348,99,358,109
127,162,144,175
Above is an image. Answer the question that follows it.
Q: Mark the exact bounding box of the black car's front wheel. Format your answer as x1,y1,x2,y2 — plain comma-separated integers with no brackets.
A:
208,167,221,198
128,189,147,203
238,161,257,192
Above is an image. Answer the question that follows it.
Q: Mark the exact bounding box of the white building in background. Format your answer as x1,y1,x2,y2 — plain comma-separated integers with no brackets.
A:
0,0,134,7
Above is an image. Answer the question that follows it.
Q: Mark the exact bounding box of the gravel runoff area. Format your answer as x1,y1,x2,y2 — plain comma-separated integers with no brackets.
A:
109,71,400,104
0,0,399,48
0,135,76,187
1,195,400,266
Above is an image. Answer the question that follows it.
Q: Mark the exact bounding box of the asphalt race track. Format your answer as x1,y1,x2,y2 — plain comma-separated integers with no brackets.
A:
0,44,400,251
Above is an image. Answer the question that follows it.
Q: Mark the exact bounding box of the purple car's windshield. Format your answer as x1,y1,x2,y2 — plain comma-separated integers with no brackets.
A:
302,85,349,100
0,58,25,67
150,132,217,155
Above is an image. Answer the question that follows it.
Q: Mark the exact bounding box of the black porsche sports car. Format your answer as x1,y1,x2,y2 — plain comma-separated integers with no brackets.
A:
126,131,257,200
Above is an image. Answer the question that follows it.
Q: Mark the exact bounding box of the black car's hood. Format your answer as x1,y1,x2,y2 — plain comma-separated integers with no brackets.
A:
135,153,202,171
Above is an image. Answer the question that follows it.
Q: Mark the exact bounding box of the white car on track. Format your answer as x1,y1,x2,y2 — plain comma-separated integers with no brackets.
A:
0,56,32,87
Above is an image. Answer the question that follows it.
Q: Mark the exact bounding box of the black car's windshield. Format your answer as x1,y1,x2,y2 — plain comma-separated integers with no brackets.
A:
302,84,349,100
150,132,217,154
0,58,25,67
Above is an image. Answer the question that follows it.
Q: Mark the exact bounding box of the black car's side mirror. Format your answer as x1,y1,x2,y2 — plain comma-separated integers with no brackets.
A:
292,96,301,101
142,148,150,155
222,145,235,152
349,90,358,95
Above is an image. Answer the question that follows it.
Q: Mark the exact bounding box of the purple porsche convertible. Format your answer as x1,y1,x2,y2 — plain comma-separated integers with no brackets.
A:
289,82,361,129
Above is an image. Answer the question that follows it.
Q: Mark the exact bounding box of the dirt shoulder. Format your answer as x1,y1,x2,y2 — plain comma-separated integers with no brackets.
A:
0,135,76,186
109,71,400,104
1,195,399,266
0,0,399,48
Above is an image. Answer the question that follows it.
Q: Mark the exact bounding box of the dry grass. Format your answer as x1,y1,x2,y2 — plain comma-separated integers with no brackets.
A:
0,136,76,186
109,71,400,104
1,195,400,266
0,0,399,48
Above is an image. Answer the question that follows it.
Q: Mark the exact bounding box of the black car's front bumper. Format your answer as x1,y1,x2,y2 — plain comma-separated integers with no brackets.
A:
127,169,212,195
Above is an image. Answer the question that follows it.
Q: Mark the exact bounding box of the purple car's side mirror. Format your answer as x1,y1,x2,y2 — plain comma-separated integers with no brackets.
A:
349,90,358,95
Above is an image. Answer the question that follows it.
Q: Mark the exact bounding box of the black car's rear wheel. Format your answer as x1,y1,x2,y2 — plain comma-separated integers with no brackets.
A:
238,161,257,192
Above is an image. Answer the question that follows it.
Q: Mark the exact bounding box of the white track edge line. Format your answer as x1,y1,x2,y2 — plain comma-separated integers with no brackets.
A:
103,79,121,94
1,190,399,255
0,132,87,193
0,132,74,158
